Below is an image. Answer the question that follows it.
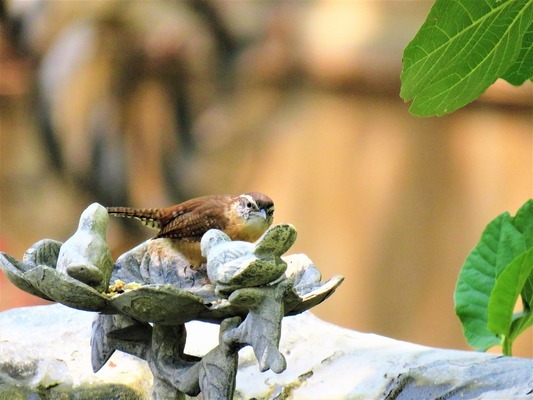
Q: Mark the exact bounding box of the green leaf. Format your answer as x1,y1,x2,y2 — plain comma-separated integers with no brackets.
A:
520,270,533,312
509,308,533,342
511,199,533,312
511,199,533,248
502,21,533,85
454,212,526,350
487,248,533,338
401,0,533,116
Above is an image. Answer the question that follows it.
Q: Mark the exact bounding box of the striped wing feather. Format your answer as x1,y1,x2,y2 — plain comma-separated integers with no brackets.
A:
106,207,163,229
156,195,231,240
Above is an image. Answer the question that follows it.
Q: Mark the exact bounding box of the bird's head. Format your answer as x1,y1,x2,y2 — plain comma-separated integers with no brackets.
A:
233,192,275,239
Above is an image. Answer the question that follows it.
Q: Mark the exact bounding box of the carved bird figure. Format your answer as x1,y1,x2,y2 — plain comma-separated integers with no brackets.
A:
106,192,275,267
56,203,114,292
201,223,297,296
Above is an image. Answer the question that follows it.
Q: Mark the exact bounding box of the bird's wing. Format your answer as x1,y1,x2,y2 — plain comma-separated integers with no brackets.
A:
156,195,230,240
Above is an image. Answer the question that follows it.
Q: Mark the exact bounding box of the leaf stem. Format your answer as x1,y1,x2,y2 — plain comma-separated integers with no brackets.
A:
501,336,513,356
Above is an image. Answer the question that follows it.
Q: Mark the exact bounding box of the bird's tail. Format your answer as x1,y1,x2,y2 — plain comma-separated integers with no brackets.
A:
106,207,162,229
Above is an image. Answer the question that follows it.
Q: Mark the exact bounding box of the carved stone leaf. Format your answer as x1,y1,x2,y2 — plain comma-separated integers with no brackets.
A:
92,314,152,373
111,243,147,283
283,254,344,315
113,240,209,289
109,284,209,325
24,266,108,311
22,239,62,268
196,299,249,323
286,275,344,316
253,223,297,257
0,253,53,301
92,315,119,372
226,283,290,373
211,257,287,295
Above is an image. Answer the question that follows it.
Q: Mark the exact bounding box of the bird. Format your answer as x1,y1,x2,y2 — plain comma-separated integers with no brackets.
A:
106,192,275,267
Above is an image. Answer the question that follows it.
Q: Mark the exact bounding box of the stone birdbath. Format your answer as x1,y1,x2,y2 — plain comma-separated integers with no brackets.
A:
0,203,344,399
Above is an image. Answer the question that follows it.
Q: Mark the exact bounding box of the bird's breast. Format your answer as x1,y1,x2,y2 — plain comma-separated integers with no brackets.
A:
224,218,269,243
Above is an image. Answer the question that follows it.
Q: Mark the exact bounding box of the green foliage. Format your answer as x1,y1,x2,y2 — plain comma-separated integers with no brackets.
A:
401,0,532,355
401,0,533,116
455,200,533,355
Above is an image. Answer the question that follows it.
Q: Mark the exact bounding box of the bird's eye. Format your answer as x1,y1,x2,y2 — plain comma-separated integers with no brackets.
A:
246,202,253,208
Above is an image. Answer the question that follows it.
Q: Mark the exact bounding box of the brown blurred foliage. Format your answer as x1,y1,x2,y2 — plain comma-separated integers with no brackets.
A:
0,1,531,357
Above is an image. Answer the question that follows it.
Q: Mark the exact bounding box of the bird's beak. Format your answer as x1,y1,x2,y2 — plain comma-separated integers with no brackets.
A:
259,209,267,220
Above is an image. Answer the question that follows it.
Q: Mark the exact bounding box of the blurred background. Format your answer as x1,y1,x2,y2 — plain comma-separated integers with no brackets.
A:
0,1,531,357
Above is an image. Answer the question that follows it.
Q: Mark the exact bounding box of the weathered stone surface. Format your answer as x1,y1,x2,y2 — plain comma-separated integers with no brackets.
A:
234,315,533,399
2,304,532,399
0,304,152,399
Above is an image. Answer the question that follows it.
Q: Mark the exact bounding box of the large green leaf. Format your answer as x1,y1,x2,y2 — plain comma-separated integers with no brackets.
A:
509,307,533,344
401,0,533,116
502,21,533,85
487,248,533,337
511,199,533,311
454,212,526,350
511,199,533,248
521,268,533,313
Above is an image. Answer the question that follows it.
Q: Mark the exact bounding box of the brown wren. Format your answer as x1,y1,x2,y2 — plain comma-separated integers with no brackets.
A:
106,192,275,267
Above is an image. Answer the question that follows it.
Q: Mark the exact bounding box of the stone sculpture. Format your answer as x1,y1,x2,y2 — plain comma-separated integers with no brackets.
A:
0,203,343,399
